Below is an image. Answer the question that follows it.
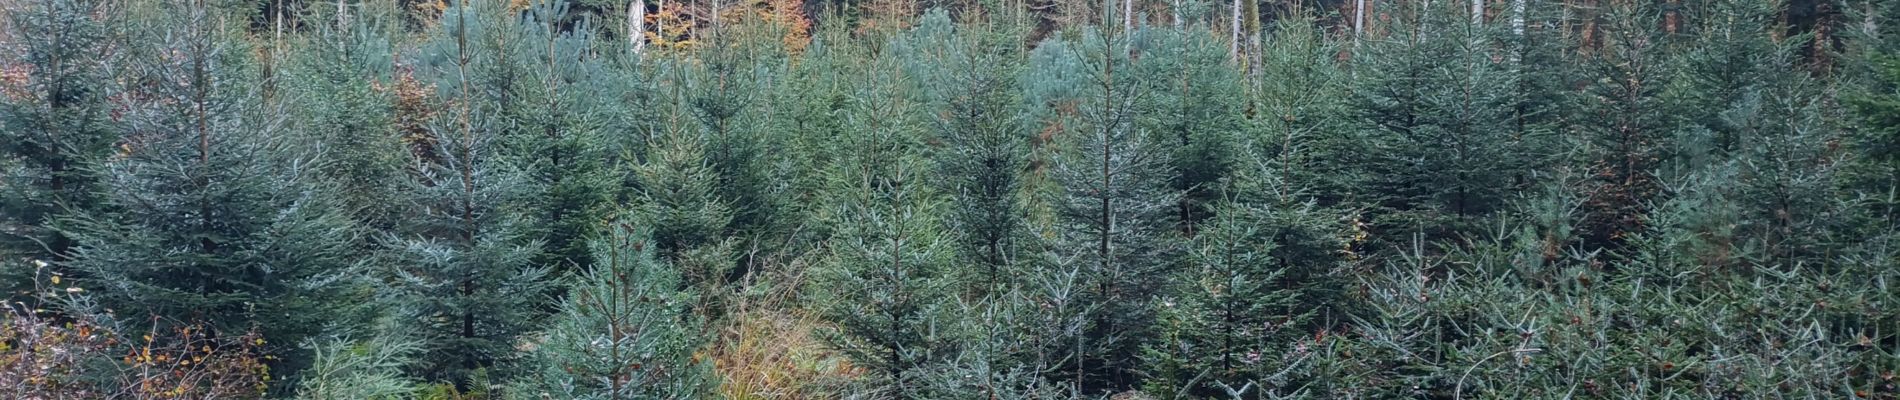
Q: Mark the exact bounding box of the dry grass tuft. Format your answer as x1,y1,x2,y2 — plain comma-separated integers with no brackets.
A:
709,309,860,400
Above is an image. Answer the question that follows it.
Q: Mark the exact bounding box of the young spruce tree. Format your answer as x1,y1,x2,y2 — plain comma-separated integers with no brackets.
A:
1037,23,1183,393
518,217,713,399
902,10,1032,295
814,50,958,399
507,1,620,272
0,0,119,294
1352,4,1535,241
383,1,551,386
63,0,370,378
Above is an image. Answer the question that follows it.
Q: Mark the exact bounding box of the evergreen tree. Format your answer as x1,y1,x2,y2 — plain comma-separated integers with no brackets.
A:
518,217,713,400
1251,17,1359,205
688,28,786,245
632,120,734,283
1351,5,1538,241
1575,0,1680,252
62,1,370,379
1037,25,1184,393
384,1,551,385
1133,25,1244,236
281,6,407,231
0,0,119,294
1144,156,1350,398
901,10,1033,294
812,55,958,399
1698,42,1845,266
507,1,620,272
1845,0,1900,240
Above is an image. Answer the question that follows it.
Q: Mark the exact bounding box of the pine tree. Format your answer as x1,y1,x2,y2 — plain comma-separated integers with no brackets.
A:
813,54,958,398
519,217,713,400
383,1,551,385
1037,25,1184,393
0,0,119,294
62,1,370,379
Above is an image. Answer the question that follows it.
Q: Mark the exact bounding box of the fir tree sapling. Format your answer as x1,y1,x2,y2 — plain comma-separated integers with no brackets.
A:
508,1,620,273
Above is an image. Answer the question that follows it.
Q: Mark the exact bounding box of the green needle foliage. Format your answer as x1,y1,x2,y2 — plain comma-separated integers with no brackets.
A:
60,1,372,380
0,0,119,295
518,217,713,400
381,1,552,386
6,0,1897,398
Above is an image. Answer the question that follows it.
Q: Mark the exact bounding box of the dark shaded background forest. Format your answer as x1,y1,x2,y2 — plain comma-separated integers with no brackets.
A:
0,0,1897,398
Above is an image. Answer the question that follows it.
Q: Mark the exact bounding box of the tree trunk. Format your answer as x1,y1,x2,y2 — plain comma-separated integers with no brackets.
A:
1511,0,1524,35
1355,0,1367,36
1124,0,1135,31
1231,0,1242,61
630,0,646,54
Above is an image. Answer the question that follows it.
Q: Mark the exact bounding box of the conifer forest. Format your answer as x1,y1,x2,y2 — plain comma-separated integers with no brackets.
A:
2,0,1900,397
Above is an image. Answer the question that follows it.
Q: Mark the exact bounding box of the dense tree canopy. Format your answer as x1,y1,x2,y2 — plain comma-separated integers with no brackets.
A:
0,0,1895,398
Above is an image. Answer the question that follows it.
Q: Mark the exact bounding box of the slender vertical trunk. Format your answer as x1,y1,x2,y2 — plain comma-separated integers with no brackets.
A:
453,0,482,384
1511,0,1524,35
630,0,646,54
274,0,284,47
1865,0,1879,38
888,196,908,399
1231,0,1242,61
1355,0,1367,37
1124,0,1135,31
1472,0,1483,25
1243,0,1260,79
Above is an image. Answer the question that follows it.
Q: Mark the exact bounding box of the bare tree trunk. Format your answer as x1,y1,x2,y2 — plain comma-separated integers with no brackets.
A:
1355,0,1367,37
1866,0,1879,38
630,0,646,54
1243,0,1259,79
1511,0,1524,35
1125,0,1135,31
1472,0,1483,25
1231,0,1242,61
